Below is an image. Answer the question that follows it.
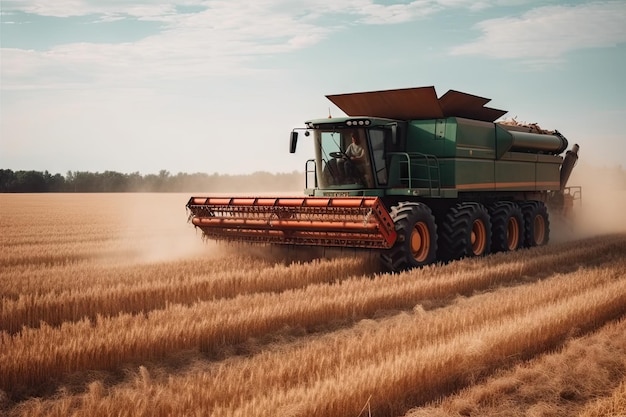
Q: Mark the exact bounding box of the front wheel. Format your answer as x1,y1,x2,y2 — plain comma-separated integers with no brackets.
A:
380,202,438,272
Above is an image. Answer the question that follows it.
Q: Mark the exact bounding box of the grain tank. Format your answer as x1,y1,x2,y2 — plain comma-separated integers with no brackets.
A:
187,86,581,271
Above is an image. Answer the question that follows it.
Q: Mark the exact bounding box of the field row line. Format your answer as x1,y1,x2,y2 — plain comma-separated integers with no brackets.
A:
578,379,626,417
108,264,626,414
1,234,622,334
2,239,624,398
10,264,626,417
0,256,374,333
0,237,626,333
0,252,269,297
407,318,626,417
233,278,625,417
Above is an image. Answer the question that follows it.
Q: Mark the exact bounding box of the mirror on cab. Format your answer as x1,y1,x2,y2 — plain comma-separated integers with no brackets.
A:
289,131,298,153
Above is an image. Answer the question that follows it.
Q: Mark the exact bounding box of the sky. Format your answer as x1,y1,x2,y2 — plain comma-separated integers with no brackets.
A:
1,0,625,176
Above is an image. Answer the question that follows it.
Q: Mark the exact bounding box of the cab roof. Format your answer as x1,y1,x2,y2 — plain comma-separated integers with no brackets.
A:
326,86,507,123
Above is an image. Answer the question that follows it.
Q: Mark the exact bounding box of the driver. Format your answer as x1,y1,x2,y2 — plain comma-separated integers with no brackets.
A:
339,132,365,180
346,132,365,161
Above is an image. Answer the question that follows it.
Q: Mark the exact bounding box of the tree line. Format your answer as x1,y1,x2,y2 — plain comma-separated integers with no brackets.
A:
0,169,303,193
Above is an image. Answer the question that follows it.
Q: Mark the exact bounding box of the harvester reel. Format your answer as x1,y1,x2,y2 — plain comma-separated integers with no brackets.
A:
380,202,438,272
488,201,523,252
438,202,492,262
519,201,550,247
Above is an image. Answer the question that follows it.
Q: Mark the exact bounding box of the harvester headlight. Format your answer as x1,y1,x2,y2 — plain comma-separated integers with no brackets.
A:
346,119,371,127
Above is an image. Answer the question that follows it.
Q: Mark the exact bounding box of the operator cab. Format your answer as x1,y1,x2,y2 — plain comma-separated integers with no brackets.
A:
291,117,401,192
316,128,373,188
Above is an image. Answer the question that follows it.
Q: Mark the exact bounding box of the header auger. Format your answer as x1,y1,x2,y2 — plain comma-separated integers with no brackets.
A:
187,86,581,271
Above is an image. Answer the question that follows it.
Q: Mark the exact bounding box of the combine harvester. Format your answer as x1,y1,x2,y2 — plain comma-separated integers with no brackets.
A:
187,86,580,271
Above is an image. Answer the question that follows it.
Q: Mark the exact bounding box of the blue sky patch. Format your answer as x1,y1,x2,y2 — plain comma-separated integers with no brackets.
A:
175,5,206,14
1,12,163,50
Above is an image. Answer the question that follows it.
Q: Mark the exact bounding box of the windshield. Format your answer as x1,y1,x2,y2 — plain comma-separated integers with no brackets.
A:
314,128,382,189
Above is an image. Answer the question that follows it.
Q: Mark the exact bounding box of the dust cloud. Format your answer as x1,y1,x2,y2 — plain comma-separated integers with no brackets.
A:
116,186,306,264
118,193,209,264
106,170,305,264
553,163,626,242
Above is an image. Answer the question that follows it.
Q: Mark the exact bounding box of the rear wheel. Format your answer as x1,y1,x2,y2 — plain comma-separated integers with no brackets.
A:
520,201,550,247
488,201,523,252
381,202,438,272
438,202,492,262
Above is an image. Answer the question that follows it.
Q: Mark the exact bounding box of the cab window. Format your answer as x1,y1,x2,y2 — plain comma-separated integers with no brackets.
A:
369,129,388,185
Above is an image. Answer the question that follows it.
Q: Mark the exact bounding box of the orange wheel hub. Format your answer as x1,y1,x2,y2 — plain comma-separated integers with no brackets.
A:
410,222,431,263
470,219,487,256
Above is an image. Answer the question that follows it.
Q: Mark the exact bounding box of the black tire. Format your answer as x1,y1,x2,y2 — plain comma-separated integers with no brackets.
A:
519,201,550,247
380,202,438,272
488,201,524,252
438,202,492,262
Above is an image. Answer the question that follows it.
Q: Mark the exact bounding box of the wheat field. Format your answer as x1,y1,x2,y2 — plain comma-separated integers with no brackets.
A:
1,193,625,417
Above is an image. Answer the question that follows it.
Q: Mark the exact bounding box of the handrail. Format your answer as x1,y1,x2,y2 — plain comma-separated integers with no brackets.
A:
388,152,441,197
305,159,317,189
564,185,582,207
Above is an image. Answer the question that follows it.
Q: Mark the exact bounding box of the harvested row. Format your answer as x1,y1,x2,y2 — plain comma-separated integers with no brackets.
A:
1,255,375,333
3,193,626,416
105,265,626,413
2,237,624,399
1,251,257,297
0,229,185,268
2,235,622,331
0,194,124,240
0,193,192,268
0,245,119,268
0,227,119,247
9,263,626,417
578,379,626,417
224,278,626,417
404,317,626,416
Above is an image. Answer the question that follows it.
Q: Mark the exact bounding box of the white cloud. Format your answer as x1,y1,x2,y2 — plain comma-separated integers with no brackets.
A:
1,0,180,19
2,0,474,20
451,2,626,63
5,1,624,91
1,2,337,90
0,0,443,90
4,1,624,93
357,1,443,24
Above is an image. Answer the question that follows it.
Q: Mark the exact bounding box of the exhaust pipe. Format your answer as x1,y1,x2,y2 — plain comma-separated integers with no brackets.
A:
560,144,579,191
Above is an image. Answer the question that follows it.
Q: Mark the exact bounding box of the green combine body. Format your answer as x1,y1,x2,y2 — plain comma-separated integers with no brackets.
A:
187,86,580,271
303,115,568,198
